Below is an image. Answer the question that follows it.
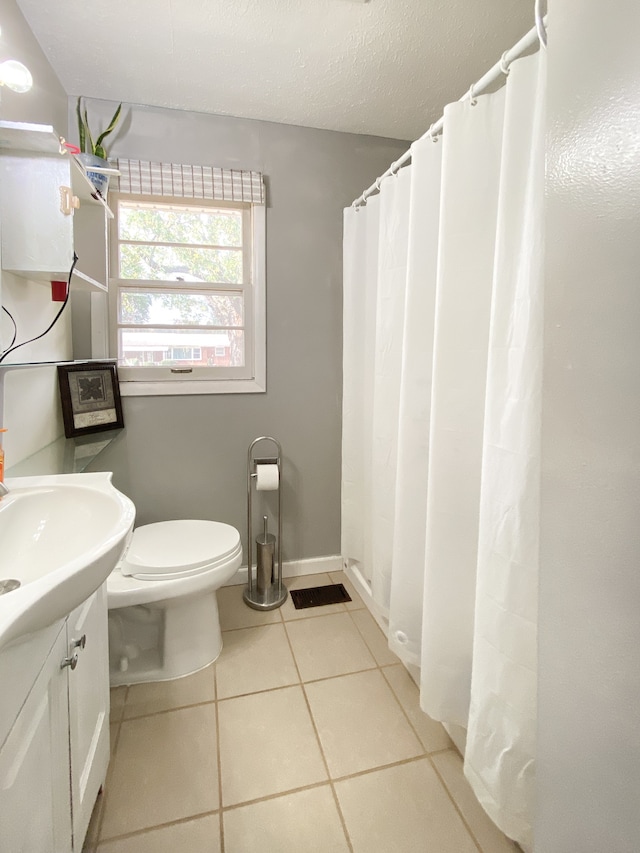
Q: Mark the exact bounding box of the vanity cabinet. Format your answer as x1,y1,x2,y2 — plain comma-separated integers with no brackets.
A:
68,585,110,846
0,585,110,852
0,624,71,852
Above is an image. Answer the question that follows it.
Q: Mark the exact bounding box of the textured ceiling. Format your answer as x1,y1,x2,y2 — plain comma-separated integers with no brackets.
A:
17,0,533,141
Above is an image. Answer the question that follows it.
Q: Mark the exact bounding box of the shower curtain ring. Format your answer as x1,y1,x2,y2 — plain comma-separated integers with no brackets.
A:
500,51,511,76
467,84,478,106
390,160,400,177
375,177,382,192
427,123,439,143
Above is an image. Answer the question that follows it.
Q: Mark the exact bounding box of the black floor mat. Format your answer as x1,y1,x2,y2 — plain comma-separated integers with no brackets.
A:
290,583,352,609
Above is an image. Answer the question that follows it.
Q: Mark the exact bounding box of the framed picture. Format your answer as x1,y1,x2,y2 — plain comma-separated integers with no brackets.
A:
57,362,124,438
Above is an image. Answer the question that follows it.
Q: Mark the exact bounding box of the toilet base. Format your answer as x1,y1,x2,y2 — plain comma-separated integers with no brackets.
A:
108,590,223,686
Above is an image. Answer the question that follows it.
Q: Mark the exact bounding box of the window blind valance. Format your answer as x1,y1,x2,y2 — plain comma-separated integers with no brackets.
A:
112,158,265,205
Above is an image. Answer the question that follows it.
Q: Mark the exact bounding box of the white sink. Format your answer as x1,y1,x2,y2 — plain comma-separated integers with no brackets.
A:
0,472,135,650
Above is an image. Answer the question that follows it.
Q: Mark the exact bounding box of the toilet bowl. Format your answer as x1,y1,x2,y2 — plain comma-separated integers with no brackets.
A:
106,519,242,686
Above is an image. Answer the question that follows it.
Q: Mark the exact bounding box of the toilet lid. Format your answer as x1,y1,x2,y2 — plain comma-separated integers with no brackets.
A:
120,519,241,579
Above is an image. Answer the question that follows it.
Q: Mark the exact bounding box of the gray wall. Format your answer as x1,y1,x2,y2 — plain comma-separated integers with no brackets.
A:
537,0,640,849
79,98,407,561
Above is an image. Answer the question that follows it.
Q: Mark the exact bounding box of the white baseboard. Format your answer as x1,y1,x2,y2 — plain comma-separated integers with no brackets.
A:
443,722,467,755
344,560,390,635
225,554,343,587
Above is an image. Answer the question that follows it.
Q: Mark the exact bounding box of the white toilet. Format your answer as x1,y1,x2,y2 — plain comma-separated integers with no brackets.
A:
106,519,242,686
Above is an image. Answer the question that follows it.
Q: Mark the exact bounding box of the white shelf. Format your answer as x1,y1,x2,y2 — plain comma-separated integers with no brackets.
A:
72,270,107,293
5,429,122,477
0,121,60,155
71,154,120,177
71,157,115,219
0,358,117,371
3,266,107,292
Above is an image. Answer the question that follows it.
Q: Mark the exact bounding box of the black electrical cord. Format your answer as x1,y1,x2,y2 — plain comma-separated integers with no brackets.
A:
1,306,17,351
0,253,78,364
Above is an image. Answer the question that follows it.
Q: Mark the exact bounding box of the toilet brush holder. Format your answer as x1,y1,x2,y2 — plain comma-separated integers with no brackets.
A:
244,437,287,611
256,516,276,596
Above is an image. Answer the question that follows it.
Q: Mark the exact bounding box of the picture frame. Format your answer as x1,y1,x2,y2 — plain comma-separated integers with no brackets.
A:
57,361,125,438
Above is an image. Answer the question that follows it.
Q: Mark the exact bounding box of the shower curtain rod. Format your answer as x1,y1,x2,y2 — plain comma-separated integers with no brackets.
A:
351,20,544,208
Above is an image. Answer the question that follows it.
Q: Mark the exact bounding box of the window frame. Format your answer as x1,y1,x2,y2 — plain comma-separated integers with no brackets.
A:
108,191,266,396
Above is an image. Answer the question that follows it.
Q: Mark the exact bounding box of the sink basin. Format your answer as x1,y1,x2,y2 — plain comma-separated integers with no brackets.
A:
0,472,135,650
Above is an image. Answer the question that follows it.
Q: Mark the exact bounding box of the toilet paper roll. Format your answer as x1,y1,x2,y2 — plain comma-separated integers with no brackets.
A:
256,463,279,491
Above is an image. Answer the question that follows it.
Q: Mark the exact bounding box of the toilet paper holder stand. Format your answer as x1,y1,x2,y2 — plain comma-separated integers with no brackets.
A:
244,436,287,611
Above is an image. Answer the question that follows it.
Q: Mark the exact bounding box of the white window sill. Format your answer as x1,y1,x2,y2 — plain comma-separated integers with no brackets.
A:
119,377,266,396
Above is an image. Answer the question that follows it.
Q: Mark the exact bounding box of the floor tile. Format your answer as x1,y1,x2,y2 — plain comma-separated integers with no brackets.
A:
350,608,398,666
335,758,478,853
223,785,350,852
109,687,126,722
98,597,516,853
109,722,119,756
328,570,366,611
286,612,376,681
218,686,327,806
218,584,281,631
100,704,218,838
382,664,452,753
305,669,423,778
280,574,347,621
96,814,220,852
432,750,520,852
123,663,216,719
216,624,299,699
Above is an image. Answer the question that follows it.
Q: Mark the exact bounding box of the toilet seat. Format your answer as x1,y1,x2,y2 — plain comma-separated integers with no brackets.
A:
107,519,242,609
120,519,241,580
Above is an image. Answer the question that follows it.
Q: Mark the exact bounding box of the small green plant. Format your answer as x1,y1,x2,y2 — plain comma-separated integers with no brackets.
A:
76,96,122,160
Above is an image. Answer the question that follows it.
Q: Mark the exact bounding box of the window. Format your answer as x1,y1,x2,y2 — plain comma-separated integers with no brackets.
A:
109,184,265,396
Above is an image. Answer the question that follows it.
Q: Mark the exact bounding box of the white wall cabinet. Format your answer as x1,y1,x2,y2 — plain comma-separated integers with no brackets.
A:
0,585,110,853
0,121,111,294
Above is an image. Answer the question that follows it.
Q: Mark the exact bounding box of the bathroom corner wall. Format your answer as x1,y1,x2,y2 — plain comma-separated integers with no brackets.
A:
537,0,640,848
71,98,407,561
0,0,70,465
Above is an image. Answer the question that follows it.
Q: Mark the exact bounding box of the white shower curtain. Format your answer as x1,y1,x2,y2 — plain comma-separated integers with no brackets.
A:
464,54,544,850
387,137,442,664
341,52,545,849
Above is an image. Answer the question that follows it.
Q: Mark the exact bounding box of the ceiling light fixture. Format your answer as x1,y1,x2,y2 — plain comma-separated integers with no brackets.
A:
0,59,33,93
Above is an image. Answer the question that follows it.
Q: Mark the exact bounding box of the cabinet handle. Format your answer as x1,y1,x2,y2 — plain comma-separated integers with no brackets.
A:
61,652,79,671
72,634,87,651
59,185,80,216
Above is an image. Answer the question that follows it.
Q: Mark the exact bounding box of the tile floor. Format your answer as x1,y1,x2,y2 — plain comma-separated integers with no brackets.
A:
83,571,520,853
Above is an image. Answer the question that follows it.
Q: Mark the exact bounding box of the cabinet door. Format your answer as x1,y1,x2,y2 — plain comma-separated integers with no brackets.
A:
0,153,74,279
0,626,72,853
67,585,110,850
